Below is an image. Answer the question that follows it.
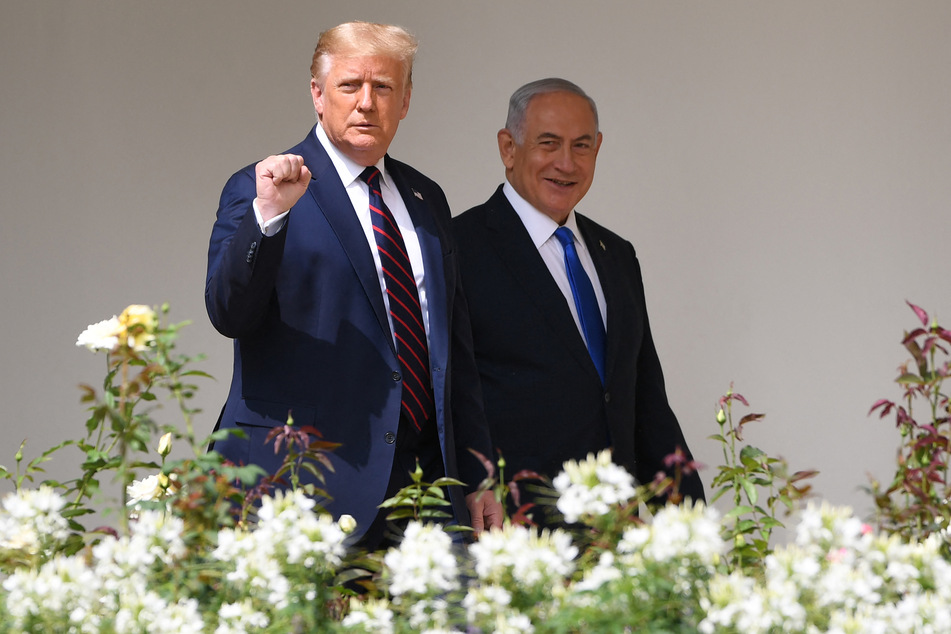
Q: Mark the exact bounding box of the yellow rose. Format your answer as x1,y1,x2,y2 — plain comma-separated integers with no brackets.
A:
118,304,157,351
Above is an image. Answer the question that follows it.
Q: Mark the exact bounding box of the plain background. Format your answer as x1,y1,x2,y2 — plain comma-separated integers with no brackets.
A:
2,2,949,530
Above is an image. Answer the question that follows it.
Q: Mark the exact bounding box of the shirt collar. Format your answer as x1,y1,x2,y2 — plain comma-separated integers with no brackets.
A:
502,179,584,250
314,122,390,189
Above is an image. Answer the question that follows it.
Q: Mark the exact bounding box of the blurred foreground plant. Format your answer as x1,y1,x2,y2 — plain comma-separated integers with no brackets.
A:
709,386,818,573
3,301,950,632
868,301,951,542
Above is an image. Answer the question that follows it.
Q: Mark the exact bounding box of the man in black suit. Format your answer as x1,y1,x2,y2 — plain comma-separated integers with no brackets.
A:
206,21,502,548
453,78,704,525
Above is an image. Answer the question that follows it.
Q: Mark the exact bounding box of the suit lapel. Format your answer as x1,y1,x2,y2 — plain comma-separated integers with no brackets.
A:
297,128,392,352
483,188,597,379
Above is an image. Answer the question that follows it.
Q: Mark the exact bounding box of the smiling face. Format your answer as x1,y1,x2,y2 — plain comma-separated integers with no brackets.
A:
311,54,411,166
499,91,602,224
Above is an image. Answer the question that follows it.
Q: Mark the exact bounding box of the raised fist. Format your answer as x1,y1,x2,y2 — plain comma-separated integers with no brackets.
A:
254,154,312,222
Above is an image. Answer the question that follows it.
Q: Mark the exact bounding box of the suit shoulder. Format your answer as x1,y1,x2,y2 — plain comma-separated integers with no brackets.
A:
386,157,440,190
452,201,489,230
577,212,635,252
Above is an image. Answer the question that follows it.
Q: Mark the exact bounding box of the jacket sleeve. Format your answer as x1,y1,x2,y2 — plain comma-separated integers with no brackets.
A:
448,264,495,492
205,167,288,339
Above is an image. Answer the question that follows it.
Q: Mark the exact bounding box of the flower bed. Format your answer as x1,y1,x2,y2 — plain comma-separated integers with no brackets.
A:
0,302,947,632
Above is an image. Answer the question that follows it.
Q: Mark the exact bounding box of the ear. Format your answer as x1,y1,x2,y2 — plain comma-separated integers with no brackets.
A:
498,129,516,170
311,78,324,119
399,87,412,120
594,131,603,156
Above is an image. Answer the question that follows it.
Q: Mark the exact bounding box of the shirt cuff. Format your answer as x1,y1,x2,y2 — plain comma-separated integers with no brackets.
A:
253,199,289,236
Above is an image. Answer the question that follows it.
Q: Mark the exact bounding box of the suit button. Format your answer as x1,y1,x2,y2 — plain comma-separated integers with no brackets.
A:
384,431,396,444
604,392,611,403
392,371,401,381
246,241,258,263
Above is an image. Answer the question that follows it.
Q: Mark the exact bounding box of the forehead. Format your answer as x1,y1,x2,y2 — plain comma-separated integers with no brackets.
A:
524,92,598,138
327,54,406,81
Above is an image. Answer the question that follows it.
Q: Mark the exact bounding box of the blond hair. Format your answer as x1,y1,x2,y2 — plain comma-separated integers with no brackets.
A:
310,21,418,88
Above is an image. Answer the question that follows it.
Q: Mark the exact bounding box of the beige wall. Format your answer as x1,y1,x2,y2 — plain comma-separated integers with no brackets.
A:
2,2,949,527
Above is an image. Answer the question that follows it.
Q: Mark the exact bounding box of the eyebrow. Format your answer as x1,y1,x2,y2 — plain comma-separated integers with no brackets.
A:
536,132,595,143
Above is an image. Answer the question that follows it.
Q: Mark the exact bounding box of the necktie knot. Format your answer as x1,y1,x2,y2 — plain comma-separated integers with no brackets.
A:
360,166,381,188
554,226,575,248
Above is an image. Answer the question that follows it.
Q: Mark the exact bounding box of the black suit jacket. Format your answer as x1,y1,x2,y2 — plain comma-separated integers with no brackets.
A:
453,185,704,511
205,127,491,540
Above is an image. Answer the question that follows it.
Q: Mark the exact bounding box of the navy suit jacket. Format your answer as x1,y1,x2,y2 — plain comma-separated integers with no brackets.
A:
453,186,704,510
205,127,491,540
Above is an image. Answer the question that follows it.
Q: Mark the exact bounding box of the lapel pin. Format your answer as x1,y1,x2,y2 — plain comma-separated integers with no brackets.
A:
599,240,606,251
413,189,424,200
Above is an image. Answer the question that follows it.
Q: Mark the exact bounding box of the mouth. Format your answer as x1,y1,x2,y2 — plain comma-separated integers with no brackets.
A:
545,177,576,188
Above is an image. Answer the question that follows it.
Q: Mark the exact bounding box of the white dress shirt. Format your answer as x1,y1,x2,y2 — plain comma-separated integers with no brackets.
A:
254,124,430,344
502,180,608,339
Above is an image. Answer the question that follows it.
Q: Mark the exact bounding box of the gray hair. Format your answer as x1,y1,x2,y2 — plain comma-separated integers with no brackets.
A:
505,78,599,143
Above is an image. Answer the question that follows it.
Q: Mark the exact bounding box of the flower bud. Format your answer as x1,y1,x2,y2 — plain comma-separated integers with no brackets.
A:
338,514,357,534
716,408,727,424
157,432,173,457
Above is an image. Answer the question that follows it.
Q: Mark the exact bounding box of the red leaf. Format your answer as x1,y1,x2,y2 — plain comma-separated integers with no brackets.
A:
738,413,765,426
298,425,324,438
908,301,929,326
869,398,893,416
467,448,496,479
510,469,547,484
508,481,521,507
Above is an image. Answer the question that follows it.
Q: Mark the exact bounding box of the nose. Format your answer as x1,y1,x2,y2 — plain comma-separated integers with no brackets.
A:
553,145,576,172
356,83,374,111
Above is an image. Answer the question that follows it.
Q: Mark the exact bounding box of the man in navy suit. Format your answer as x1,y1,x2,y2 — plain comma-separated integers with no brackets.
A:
205,21,502,548
453,78,704,526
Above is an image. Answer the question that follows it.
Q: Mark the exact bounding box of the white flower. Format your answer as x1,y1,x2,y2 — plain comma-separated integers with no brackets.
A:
572,551,622,592
470,524,577,594
76,316,120,351
0,486,70,557
126,474,172,506
338,513,357,534
341,598,395,633
157,432,173,457
618,501,723,570
215,600,269,634
553,450,637,523
383,521,458,598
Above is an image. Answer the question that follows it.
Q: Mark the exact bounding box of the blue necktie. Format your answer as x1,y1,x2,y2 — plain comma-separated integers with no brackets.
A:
361,166,433,432
554,226,606,384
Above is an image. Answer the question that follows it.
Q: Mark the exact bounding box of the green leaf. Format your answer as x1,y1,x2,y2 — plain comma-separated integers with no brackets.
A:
723,505,754,520
741,478,758,504
430,476,466,487
384,508,418,521
736,519,758,532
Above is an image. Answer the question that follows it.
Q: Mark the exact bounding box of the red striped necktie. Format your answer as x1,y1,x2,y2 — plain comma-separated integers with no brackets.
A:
360,166,434,432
